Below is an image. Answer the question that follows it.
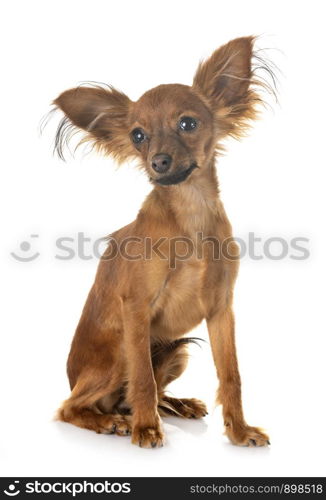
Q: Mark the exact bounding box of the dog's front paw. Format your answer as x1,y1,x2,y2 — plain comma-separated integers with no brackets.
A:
225,422,270,447
132,421,164,448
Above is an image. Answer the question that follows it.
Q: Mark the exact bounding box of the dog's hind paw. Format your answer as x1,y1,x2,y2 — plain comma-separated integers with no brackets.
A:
159,396,208,419
99,414,132,436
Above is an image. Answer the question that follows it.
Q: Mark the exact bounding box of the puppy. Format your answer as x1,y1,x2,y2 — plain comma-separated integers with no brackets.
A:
54,36,271,448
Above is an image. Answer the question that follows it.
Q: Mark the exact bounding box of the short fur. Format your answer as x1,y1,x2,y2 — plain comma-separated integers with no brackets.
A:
53,36,273,448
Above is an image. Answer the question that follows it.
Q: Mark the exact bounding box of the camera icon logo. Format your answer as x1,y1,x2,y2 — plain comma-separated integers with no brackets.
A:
10,234,40,262
3,480,20,496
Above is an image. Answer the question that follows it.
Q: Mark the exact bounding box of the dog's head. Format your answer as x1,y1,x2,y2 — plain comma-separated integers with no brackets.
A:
54,36,270,186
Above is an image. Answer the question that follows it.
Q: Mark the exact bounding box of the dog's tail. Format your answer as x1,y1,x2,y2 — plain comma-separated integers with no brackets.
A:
151,336,204,359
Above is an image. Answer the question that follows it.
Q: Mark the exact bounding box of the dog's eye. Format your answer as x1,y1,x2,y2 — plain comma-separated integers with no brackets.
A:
179,116,197,132
131,128,146,144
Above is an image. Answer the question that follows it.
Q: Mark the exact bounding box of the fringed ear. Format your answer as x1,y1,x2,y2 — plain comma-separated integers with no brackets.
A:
53,84,134,162
193,36,273,140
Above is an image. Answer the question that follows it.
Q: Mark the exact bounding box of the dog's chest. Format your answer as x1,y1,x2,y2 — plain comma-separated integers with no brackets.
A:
150,257,207,338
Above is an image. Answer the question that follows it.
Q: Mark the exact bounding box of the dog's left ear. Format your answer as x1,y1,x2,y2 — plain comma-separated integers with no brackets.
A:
193,36,258,137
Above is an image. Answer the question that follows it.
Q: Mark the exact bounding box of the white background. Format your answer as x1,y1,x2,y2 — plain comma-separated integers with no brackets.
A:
1,0,326,478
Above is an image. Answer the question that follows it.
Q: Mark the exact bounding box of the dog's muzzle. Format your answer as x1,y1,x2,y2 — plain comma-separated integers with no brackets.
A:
153,163,198,186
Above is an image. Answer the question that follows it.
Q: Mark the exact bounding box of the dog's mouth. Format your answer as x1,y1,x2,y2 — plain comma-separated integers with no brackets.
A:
153,163,198,186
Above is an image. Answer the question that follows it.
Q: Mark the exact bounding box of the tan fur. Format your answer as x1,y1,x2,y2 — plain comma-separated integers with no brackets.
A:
53,37,271,448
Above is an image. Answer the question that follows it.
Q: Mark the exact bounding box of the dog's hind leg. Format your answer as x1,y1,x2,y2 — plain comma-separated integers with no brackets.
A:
56,368,131,436
152,338,208,419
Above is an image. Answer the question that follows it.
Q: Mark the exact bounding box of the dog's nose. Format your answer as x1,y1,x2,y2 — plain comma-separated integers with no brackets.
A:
151,154,172,173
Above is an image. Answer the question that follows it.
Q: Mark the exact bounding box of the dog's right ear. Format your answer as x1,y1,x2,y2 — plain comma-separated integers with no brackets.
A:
53,85,134,162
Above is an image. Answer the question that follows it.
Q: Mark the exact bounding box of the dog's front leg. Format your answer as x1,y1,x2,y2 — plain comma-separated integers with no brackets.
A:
207,307,269,447
123,298,164,448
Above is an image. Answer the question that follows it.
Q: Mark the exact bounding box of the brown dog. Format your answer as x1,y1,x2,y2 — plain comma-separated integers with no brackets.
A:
54,36,271,448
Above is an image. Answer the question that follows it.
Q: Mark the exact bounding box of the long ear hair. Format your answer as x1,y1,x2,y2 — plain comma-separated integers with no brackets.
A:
192,36,278,142
51,83,135,163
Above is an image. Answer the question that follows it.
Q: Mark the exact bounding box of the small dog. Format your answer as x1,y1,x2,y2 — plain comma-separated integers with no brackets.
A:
53,36,272,448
